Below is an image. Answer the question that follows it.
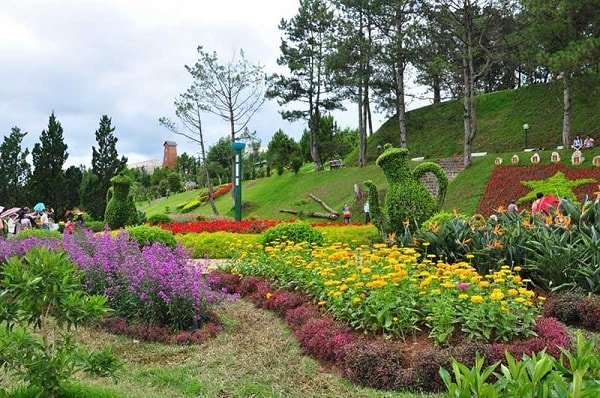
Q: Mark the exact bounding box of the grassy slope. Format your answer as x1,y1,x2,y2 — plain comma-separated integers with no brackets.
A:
346,74,600,165
140,75,600,218
68,301,435,398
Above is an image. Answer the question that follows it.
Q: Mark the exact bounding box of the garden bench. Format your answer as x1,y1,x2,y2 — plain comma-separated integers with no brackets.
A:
329,159,344,169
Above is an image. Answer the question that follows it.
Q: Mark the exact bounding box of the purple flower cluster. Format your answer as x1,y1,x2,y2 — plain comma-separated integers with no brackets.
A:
60,229,235,330
0,237,61,262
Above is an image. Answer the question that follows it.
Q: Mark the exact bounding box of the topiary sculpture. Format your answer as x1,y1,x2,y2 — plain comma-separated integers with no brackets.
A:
365,144,448,235
104,174,136,229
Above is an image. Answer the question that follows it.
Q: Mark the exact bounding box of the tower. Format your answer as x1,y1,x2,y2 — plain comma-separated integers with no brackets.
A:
163,141,177,169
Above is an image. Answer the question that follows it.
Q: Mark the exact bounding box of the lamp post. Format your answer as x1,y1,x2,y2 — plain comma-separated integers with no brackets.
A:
523,124,529,149
231,141,246,221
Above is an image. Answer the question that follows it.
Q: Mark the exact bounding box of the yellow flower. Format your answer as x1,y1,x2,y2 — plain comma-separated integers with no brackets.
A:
266,292,272,299
490,291,505,301
513,266,522,272
466,254,475,259
458,294,469,300
352,297,361,304
318,300,326,306
508,289,518,296
479,281,490,288
431,289,441,295
470,295,484,304
515,297,526,303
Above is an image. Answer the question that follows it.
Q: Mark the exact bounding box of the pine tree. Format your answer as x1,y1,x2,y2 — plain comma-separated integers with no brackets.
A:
30,112,69,216
0,127,31,207
89,115,127,218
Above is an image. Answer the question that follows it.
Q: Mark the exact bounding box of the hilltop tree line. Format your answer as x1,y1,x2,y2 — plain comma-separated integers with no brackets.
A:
269,0,600,166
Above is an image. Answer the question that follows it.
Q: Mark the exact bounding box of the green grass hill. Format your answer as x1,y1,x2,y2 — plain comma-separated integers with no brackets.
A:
345,74,600,165
140,75,600,220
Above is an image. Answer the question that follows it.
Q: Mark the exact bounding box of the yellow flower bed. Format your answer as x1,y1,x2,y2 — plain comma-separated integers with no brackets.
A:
234,241,541,343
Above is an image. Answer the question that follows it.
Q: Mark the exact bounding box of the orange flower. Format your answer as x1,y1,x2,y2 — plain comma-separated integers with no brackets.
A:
496,205,507,214
487,239,504,249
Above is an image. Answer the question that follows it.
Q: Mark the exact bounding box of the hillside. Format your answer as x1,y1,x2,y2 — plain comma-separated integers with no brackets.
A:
346,74,600,165
140,76,600,219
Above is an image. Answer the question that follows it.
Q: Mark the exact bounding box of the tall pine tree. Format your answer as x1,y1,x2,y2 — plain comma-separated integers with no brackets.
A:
88,115,127,218
30,112,69,217
0,127,31,207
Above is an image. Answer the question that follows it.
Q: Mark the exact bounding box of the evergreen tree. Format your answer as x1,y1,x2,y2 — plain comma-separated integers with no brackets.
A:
0,127,31,207
90,115,127,218
64,165,84,211
30,112,69,217
268,0,343,171
79,171,104,219
267,129,299,175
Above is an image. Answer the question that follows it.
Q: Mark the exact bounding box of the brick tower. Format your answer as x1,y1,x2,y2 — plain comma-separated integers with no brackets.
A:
162,141,177,169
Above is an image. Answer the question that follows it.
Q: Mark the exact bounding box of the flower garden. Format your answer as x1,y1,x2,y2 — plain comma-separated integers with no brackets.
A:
4,156,600,396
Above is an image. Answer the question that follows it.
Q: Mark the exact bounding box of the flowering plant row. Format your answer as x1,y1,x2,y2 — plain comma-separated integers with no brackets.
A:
233,241,541,343
0,231,235,330
209,183,232,199
476,164,600,215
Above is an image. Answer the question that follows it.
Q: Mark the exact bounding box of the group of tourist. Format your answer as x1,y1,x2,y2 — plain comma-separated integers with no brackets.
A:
571,135,595,150
0,206,57,235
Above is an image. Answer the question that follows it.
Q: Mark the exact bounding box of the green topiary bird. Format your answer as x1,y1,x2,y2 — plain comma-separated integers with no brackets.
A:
365,144,448,235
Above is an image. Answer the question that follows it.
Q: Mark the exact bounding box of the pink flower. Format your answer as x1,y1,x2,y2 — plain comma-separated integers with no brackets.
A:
457,282,471,290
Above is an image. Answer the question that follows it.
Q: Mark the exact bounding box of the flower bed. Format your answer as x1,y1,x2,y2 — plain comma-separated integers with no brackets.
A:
476,164,600,215
233,241,541,343
208,270,571,392
160,219,280,234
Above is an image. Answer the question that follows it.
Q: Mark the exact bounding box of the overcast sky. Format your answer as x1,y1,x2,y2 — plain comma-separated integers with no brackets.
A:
0,0,427,168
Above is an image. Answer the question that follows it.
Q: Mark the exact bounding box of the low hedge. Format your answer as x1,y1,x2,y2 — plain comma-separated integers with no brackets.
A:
315,224,382,246
177,232,262,259
126,225,177,248
13,229,62,240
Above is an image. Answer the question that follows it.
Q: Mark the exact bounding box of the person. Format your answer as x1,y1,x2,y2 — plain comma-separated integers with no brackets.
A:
507,200,518,214
531,192,544,214
17,210,33,231
342,204,351,224
40,210,50,230
572,135,583,150
363,201,370,223
583,135,595,149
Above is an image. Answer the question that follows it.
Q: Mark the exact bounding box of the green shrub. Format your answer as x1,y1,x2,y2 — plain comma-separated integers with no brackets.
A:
422,211,465,229
85,220,106,232
104,175,136,229
147,213,171,224
316,225,382,246
126,224,177,248
177,232,262,259
0,248,120,396
262,222,324,245
181,197,203,213
14,229,62,240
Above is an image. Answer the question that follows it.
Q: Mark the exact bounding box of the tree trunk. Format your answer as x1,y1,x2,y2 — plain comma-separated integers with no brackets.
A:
433,75,441,104
197,108,219,215
462,3,476,167
310,110,323,171
358,79,367,167
562,74,571,148
396,12,407,149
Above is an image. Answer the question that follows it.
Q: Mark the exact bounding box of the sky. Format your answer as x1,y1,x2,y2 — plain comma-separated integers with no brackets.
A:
0,0,428,168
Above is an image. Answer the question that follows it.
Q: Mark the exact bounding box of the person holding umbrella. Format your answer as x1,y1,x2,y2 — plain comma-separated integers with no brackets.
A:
532,192,560,215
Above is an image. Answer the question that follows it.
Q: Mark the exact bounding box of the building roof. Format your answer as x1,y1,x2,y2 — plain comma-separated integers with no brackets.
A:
164,140,177,147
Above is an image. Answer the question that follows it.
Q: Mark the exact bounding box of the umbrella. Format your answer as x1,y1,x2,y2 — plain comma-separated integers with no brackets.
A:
33,202,46,212
0,207,21,218
536,195,560,214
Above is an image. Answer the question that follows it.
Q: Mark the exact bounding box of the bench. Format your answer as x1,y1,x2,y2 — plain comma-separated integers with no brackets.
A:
329,159,344,169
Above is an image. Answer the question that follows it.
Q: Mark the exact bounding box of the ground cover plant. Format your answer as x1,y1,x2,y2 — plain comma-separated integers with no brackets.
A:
0,247,120,396
232,241,541,343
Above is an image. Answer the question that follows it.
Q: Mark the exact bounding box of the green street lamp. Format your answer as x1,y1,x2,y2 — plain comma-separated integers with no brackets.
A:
231,141,246,221
523,123,529,149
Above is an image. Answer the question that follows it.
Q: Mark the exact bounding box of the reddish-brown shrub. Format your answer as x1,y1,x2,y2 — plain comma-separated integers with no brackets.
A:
207,271,241,294
412,348,452,392
343,341,415,391
284,304,321,330
576,297,600,331
263,290,307,316
543,292,585,325
294,318,347,362
238,276,266,296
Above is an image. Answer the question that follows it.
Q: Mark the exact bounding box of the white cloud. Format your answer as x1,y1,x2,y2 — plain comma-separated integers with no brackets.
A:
0,0,430,169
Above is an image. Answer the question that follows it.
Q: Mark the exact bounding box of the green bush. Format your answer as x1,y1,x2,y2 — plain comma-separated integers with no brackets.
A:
262,222,324,246
147,213,171,224
177,232,262,259
181,197,203,213
85,220,107,232
104,175,136,229
316,225,382,246
126,225,177,248
14,229,62,240
422,211,465,229
0,248,120,396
